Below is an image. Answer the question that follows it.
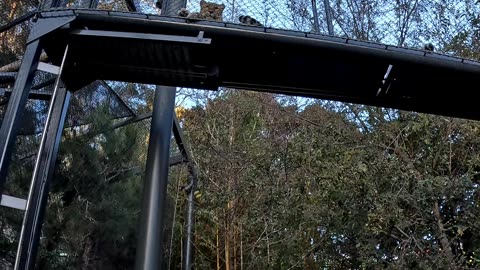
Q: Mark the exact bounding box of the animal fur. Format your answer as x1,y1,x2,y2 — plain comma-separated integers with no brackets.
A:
424,43,435,52
177,0,225,22
239,15,262,27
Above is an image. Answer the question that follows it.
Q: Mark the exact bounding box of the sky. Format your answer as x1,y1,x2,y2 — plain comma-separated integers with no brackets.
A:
107,0,479,110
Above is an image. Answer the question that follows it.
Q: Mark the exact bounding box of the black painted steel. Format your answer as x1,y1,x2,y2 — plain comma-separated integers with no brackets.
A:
183,173,196,270
0,40,42,184
1,88,53,100
0,11,36,34
311,0,320,33
134,86,176,270
14,45,71,270
37,10,480,120
134,1,187,268
323,0,334,35
172,116,198,270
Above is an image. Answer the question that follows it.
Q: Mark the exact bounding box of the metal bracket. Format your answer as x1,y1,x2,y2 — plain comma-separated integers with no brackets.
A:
37,62,60,75
0,194,27,210
377,64,394,96
70,29,212,44
28,15,76,43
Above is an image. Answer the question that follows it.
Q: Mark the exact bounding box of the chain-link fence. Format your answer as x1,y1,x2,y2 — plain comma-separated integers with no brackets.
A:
178,0,480,58
3,0,480,58
55,0,480,59
1,0,480,268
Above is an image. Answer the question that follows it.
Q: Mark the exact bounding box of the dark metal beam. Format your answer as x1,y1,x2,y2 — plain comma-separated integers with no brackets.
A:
0,11,36,34
0,72,17,83
183,173,196,270
135,3,189,266
1,88,53,101
125,0,137,12
42,10,480,120
109,114,196,168
323,0,334,35
99,80,136,117
112,112,153,130
134,86,176,270
172,115,194,168
88,0,99,9
169,154,186,166
311,0,320,34
172,115,198,270
14,46,70,270
161,0,186,16
15,87,70,270
0,40,42,184
111,114,190,168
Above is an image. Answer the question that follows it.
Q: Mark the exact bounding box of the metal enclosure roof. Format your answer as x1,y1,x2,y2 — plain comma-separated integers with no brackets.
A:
38,9,480,120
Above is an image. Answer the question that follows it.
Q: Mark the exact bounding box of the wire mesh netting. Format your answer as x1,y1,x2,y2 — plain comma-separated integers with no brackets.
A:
4,0,480,54
178,0,480,59
2,0,480,269
2,0,480,60
72,0,478,60
0,3,36,68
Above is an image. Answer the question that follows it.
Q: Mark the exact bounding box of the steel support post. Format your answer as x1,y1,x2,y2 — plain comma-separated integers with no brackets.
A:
0,40,42,185
172,116,198,270
323,0,334,35
134,86,176,270
135,0,185,268
183,173,197,270
39,0,64,10
88,0,100,8
161,0,187,16
14,45,70,270
311,0,320,33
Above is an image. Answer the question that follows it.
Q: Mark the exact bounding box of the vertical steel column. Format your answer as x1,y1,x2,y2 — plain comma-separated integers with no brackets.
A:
88,0,100,9
323,0,334,35
172,115,198,270
183,172,197,270
14,45,70,270
134,0,185,268
0,40,42,184
39,0,64,10
134,86,176,270
311,0,320,33
161,0,187,16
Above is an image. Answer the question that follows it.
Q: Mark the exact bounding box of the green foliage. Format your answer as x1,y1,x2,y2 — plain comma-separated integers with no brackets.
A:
2,89,480,269
21,105,146,269
2,1,480,268
179,92,480,269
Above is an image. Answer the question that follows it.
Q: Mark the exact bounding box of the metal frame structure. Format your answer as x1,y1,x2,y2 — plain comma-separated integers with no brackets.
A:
0,40,44,187
15,45,71,270
0,0,200,269
1,0,480,269
172,115,199,270
134,85,176,270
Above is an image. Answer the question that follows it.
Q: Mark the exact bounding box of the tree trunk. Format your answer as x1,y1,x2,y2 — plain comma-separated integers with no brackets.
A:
225,217,230,270
233,223,237,270
433,200,454,262
240,223,243,270
81,234,94,270
216,223,221,270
